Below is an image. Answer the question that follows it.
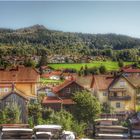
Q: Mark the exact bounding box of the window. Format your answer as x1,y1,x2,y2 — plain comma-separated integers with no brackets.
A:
5,101,11,106
4,88,9,92
120,81,125,87
116,102,121,108
114,92,117,97
103,92,107,96
66,88,71,93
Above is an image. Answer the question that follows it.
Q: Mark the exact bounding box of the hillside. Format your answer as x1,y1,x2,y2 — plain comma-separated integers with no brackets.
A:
0,24,140,62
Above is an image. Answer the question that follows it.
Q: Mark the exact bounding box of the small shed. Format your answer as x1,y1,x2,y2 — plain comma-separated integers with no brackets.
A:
0,90,29,123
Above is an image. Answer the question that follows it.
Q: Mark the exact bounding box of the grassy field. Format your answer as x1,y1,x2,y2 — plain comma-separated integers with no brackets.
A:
40,78,63,84
48,61,134,71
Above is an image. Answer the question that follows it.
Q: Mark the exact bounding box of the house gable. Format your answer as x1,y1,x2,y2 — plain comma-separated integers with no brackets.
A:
109,75,135,90
53,80,84,98
0,91,28,123
108,75,136,112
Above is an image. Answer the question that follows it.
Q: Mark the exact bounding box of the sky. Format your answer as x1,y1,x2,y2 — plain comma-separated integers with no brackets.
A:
0,1,140,38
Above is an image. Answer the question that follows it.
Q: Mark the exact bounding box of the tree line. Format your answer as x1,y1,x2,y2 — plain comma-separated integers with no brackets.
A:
0,25,140,62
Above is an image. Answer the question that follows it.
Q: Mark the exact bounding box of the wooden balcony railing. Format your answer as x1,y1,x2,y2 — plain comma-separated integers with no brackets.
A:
109,95,131,101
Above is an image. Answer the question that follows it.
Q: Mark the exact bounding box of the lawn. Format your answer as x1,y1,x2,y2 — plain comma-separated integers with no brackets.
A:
48,61,134,71
40,78,63,84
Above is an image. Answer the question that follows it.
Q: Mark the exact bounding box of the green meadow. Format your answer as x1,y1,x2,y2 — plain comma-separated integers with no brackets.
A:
48,61,134,71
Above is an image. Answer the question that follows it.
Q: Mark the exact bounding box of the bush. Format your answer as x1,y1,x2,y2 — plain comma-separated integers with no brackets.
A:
3,103,21,124
72,121,87,138
101,103,114,113
51,110,73,130
73,90,101,124
118,60,124,68
88,67,99,75
99,65,107,74
42,108,86,138
121,121,129,127
0,109,5,124
28,103,42,125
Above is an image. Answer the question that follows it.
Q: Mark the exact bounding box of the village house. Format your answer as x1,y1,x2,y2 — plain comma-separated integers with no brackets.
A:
41,71,62,80
0,65,40,100
0,86,29,123
108,68,140,112
0,66,40,123
40,65,54,74
42,80,85,111
41,70,74,81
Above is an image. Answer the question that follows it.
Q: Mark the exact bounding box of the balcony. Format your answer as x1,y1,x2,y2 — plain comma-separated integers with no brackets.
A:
109,95,131,101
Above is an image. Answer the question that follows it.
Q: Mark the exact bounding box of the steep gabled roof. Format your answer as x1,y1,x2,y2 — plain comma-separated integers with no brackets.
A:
0,66,40,83
108,74,136,90
91,75,114,90
52,80,84,94
123,73,140,88
0,89,29,100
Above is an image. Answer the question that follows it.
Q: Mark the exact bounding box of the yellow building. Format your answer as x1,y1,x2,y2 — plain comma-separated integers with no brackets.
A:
108,67,140,112
91,70,140,113
108,75,136,112
0,66,40,100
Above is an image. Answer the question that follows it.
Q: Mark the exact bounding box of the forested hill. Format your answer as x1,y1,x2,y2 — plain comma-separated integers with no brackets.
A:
0,24,140,61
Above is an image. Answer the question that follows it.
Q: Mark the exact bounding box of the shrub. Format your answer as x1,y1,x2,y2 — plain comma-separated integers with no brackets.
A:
72,121,87,138
3,103,21,124
99,65,107,74
118,59,124,68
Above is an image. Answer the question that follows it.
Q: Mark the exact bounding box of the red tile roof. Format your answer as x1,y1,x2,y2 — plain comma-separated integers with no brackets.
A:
0,66,40,83
122,68,140,73
62,99,75,104
41,74,51,78
91,75,114,90
42,97,62,104
42,97,75,104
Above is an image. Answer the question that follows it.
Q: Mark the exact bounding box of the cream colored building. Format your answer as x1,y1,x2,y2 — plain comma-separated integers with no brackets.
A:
91,70,140,112
108,76,136,112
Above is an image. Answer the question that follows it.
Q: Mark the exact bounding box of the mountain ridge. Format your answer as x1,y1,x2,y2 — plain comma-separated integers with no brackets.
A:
0,24,140,62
